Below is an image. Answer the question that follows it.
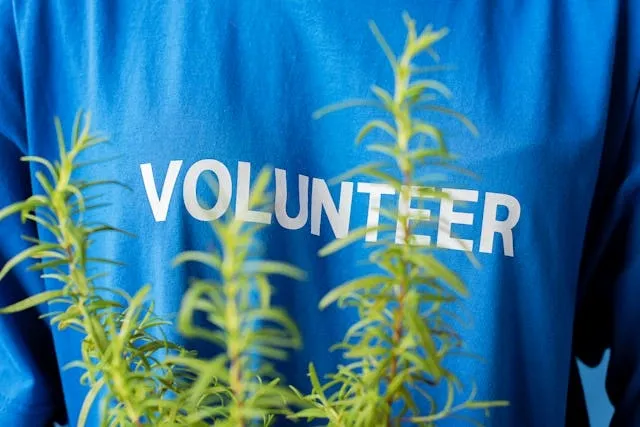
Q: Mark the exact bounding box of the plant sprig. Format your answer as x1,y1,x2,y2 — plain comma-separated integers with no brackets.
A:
0,114,310,426
291,13,508,427
0,113,195,426
169,169,307,427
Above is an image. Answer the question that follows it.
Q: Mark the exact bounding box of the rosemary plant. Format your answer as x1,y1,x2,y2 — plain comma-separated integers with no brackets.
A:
0,113,194,426
0,114,304,426
168,168,306,427
291,14,508,426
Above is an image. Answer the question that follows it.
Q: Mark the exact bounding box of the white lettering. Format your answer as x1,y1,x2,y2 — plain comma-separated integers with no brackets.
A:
479,192,521,257
183,159,232,221
437,189,478,251
311,178,354,238
236,162,272,224
139,159,522,257
396,186,432,246
140,160,183,222
357,183,395,242
275,169,309,230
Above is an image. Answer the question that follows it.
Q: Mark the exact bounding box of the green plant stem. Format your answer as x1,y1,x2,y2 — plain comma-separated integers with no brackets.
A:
294,14,508,426
385,54,415,427
56,183,143,425
0,114,197,425
385,186,411,427
228,298,246,427
223,242,246,427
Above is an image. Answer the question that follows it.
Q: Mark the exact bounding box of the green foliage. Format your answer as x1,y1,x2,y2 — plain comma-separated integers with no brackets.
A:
0,113,304,426
290,13,508,426
169,168,306,427
0,113,193,426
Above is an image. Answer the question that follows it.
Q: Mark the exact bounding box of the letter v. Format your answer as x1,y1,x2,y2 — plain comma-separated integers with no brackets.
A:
140,160,183,222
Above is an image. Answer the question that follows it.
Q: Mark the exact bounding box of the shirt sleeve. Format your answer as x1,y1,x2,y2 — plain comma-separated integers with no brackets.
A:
0,1,66,425
573,2,640,425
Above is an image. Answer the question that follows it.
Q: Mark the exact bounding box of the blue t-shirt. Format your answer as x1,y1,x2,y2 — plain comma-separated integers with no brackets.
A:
0,2,638,426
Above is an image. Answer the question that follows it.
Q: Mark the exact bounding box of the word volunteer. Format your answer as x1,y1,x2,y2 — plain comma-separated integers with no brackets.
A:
140,159,522,257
